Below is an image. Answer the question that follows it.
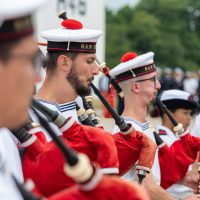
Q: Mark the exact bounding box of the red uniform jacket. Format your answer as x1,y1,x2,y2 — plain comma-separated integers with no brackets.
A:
23,118,119,197
49,173,150,200
158,132,200,189
23,118,156,197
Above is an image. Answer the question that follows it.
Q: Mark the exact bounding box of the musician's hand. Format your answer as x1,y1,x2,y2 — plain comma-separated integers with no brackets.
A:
179,170,200,193
183,194,200,200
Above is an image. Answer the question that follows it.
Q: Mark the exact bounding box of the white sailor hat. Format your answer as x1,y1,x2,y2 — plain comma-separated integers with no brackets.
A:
160,89,197,110
109,51,156,82
0,0,48,41
41,15,102,53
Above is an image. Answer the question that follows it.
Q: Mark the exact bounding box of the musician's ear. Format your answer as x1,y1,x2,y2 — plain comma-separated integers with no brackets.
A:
57,55,72,73
131,81,139,94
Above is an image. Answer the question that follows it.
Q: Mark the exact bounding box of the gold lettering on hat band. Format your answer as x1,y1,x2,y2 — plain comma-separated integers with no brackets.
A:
144,64,155,72
47,41,97,53
115,63,156,83
14,17,32,32
81,43,96,50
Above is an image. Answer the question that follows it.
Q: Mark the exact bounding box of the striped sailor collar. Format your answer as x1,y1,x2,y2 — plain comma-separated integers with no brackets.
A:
157,125,178,139
123,117,149,131
35,99,76,113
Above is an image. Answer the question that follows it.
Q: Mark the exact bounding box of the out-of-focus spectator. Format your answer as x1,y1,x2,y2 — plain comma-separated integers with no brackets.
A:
157,67,162,80
183,71,199,104
99,74,116,118
183,71,198,95
173,67,184,90
191,113,200,137
196,70,200,106
159,67,175,93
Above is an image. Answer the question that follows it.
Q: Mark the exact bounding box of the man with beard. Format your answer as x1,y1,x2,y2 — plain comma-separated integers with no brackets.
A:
110,52,200,200
28,16,168,198
0,0,48,199
35,17,102,123
33,16,121,177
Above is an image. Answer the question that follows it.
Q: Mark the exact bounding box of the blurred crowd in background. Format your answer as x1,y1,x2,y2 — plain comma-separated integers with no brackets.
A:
158,67,200,107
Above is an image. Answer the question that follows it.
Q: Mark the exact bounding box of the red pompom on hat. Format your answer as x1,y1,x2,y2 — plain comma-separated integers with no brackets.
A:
61,19,83,29
120,52,138,63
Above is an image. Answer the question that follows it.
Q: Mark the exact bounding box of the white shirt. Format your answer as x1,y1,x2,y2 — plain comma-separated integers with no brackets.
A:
183,78,198,95
191,114,200,138
157,125,192,196
113,117,161,185
75,96,84,109
157,125,177,146
0,128,23,200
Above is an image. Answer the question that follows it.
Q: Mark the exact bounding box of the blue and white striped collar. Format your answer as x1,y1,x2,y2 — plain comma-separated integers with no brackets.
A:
123,117,149,131
36,99,76,113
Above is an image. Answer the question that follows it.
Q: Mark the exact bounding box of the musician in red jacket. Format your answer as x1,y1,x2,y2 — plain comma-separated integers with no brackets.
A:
109,51,200,200
151,89,199,198
22,130,151,200
0,0,49,199
23,11,156,195
23,110,156,197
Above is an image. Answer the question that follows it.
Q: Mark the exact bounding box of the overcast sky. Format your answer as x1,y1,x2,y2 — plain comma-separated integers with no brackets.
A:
106,0,139,11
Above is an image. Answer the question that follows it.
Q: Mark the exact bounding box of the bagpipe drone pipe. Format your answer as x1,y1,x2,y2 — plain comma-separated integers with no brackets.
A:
32,107,150,200
32,96,156,184
90,82,157,183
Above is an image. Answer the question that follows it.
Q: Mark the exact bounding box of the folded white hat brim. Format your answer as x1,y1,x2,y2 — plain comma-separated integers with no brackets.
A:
41,28,103,43
109,52,154,77
160,89,191,101
0,0,48,20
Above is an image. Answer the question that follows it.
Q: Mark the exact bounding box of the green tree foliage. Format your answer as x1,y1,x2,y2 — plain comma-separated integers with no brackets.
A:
106,0,200,70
